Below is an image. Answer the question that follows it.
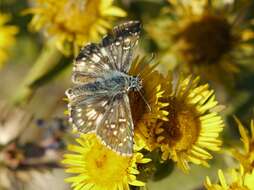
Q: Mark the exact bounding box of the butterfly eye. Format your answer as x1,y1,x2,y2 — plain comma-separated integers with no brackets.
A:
65,89,73,97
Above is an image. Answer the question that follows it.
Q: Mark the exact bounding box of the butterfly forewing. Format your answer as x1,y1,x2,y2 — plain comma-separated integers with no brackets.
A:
73,21,141,84
72,43,114,84
96,94,134,155
102,21,141,73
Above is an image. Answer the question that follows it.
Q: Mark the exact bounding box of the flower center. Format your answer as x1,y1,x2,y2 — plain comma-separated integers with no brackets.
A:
229,184,250,190
95,154,107,168
250,140,254,152
249,141,254,167
85,140,130,187
55,0,100,35
129,91,147,127
158,98,201,151
176,14,235,65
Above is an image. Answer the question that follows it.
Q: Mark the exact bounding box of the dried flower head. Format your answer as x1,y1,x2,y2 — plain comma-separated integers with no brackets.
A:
146,0,254,83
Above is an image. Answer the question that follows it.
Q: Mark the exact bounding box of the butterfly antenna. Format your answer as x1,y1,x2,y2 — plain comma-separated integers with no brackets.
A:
146,53,155,64
137,89,151,112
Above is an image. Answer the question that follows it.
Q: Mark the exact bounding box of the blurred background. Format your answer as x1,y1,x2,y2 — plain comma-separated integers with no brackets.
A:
1,0,254,189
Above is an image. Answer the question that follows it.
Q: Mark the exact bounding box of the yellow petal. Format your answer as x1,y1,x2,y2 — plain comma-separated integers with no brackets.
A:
101,7,127,17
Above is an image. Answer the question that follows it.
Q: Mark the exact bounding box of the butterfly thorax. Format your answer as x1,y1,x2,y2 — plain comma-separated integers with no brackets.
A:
99,72,142,95
67,72,142,101
127,75,142,91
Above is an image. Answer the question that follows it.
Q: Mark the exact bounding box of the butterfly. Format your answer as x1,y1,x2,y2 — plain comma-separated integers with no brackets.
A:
65,21,142,156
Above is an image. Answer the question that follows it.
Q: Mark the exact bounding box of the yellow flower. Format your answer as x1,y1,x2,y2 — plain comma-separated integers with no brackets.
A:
142,74,224,172
25,0,126,55
62,134,151,190
128,56,169,151
204,166,250,190
231,117,254,174
245,170,254,190
146,0,253,83
0,13,18,67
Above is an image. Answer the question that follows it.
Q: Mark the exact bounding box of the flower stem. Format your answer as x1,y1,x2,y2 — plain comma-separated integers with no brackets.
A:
12,40,62,105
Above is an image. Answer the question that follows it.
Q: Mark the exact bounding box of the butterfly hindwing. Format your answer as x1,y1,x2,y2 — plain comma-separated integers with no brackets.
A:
67,94,111,133
96,94,134,156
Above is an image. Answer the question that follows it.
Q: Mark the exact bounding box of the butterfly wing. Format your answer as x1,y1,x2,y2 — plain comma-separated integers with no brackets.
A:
102,20,141,73
72,43,115,84
72,21,141,84
68,42,116,132
67,21,140,154
66,92,113,133
96,94,134,156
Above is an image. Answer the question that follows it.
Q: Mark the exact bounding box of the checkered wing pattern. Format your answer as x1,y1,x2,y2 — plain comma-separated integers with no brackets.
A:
72,21,141,84
72,43,113,84
102,20,141,73
66,92,111,133
66,21,141,155
96,94,134,156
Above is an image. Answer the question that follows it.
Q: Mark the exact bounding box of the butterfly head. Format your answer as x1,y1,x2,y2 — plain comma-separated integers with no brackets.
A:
128,76,142,91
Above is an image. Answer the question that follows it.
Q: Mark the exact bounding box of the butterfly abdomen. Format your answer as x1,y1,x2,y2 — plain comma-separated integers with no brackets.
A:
102,74,127,91
69,73,127,95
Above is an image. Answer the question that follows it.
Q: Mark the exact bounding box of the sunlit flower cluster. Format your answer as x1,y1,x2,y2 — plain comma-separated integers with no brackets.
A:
62,56,225,189
62,57,169,189
4,0,254,189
